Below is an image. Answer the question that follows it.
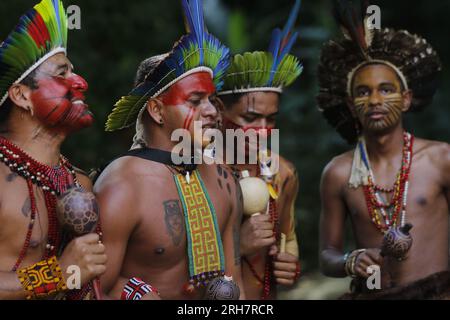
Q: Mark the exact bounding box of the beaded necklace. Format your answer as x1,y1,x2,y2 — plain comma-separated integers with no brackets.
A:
361,132,414,233
0,136,77,271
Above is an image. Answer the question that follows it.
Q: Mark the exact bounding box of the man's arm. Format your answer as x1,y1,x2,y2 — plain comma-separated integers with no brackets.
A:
94,173,139,298
279,163,299,256
0,273,28,300
223,167,246,299
442,143,450,204
319,160,349,278
272,162,300,286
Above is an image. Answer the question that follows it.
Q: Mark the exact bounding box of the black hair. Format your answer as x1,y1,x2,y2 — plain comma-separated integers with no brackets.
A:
134,54,169,88
0,69,38,124
218,93,244,109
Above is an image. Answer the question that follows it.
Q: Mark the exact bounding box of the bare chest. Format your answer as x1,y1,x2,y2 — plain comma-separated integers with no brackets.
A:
128,170,232,268
344,161,448,246
0,173,49,269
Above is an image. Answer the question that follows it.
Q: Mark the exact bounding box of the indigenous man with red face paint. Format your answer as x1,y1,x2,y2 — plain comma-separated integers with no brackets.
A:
0,0,106,300
216,0,303,300
94,0,244,300
318,0,450,299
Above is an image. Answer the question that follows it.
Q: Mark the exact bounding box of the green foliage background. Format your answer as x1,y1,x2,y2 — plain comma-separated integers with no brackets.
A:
1,0,449,276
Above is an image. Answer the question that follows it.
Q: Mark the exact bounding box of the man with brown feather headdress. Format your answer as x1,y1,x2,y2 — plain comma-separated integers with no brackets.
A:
317,0,450,299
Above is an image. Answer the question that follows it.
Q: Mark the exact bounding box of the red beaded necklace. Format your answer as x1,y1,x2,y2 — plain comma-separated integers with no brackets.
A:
242,198,279,300
362,132,414,233
0,136,77,271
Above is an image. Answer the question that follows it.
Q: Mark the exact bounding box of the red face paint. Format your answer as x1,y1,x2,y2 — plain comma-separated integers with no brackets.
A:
222,116,273,137
160,72,215,106
30,73,93,131
182,107,196,131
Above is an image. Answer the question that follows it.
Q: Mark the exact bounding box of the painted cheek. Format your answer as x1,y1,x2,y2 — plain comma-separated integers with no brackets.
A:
222,117,243,131
382,94,403,127
31,78,72,126
182,107,196,131
222,117,273,136
353,97,369,111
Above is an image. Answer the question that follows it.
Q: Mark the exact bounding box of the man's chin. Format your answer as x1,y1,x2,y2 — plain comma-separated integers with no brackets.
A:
71,114,95,131
363,122,398,135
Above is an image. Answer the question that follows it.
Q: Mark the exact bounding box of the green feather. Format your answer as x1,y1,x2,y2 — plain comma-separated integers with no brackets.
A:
106,95,147,131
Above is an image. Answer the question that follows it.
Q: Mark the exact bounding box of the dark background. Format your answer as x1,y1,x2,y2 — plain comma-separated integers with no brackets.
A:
1,0,449,296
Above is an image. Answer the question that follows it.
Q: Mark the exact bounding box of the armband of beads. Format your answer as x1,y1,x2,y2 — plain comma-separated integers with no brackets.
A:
121,277,159,300
17,256,67,300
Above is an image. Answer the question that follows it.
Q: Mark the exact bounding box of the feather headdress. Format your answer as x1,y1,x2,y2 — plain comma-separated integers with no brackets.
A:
218,0,303,96
0,0,68,106
106,0,230,132
317,0,442,144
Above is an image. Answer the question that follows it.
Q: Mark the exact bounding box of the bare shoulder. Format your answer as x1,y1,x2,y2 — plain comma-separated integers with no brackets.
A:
321,150,354,188
414,137,450,167
95,156,161,190
94,156,156,210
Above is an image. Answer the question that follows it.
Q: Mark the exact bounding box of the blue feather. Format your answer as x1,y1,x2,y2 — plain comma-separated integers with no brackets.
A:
189,0,204,63
281,0,301,40
268,29,281,83
267,0,301,84
52,0,61,31
182,0,194,33
280,30,299,58
191,0,204,35
268,29,281,61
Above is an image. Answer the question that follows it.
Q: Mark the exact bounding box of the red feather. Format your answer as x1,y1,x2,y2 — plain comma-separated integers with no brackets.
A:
28,11,50,49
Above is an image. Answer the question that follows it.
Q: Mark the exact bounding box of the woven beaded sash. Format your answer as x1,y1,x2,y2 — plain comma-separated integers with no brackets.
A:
173,170,225,287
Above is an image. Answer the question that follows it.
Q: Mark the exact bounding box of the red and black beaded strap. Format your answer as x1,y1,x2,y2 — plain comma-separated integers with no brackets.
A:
0,136,77,196
121,277,159,300
243,198,279,300
262,198,280,300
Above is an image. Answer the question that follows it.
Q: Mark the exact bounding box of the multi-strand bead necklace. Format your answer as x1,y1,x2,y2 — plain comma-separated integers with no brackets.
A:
361,132,414,233
0,136,77,271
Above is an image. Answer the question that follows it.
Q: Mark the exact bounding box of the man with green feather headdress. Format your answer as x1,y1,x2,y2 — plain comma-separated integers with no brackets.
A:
94,0,244,300
216,0,303,300
0,0,106,300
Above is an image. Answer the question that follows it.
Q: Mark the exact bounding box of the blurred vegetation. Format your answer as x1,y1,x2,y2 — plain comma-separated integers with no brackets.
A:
1,0,450,297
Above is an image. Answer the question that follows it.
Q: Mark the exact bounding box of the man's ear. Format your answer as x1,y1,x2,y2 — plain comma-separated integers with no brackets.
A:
8,84,33,115
401,90,413,112
145,98,164,125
